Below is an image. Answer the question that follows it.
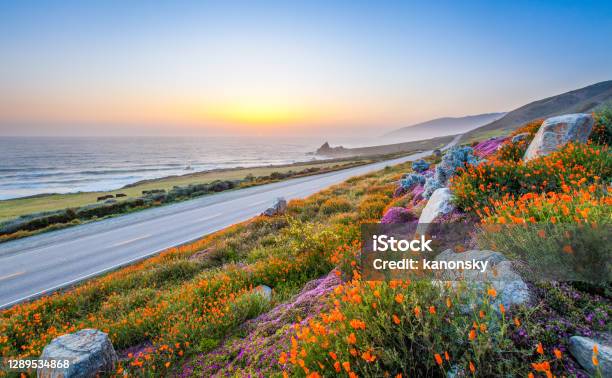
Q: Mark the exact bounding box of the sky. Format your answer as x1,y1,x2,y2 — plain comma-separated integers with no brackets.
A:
0,0,611,137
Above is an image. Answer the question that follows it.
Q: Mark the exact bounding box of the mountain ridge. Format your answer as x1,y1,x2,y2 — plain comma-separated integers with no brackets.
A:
385,112,506,139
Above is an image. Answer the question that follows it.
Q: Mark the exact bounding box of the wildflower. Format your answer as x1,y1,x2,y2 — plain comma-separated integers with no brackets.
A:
446,297,452,308
594,344,599,355
342,361,351,372
279,352,287,364
350,319,366,330
514,317,521,327
536,342,544,355
444,351,450,361
499,303,505,314
469,329,476,341
392,314,401,325
469,361,475,373
395,293,404,304
346,333,357,345
165,362,171,368
428,306,436,315
329,351,337,360
362,350,376,362
434,353,443,366
334,361,341,372
554,348,562,360
593,355,599,366
487,287,497,298
414,306,421,317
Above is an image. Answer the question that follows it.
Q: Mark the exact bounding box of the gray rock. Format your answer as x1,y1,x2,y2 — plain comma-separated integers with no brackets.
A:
434,249,530,309
524,113,594,161
38,329,117,378
511,132,529,143
569,335,611,376
262,198,287,216
253,285,273,300
417,188,454,234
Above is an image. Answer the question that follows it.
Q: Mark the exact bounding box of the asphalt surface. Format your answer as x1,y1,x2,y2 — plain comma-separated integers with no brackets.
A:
0,136,460,309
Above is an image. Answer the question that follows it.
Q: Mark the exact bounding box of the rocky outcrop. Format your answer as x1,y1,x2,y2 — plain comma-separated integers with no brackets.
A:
315,142,348,156
38,329,117,378
524,113,594,161
262,198,287,216
569,335,611,375
434,249,530,309
417,188,454,233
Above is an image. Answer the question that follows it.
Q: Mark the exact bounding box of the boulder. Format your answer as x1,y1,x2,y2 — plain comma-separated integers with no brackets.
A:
262,198,287,216
569,335,611,376
253,285,273,300
524,113,594,161
434,249,530,309
38,329,117,378
417,188,454,233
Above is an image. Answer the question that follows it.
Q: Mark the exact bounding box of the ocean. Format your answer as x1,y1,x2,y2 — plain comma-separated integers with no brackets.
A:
0,137,324,200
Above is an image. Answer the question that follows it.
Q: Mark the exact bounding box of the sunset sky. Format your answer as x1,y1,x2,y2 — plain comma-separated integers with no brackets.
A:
1,1,611,137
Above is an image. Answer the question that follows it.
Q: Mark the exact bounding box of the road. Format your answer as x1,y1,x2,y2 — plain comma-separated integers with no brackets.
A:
0,135,460,309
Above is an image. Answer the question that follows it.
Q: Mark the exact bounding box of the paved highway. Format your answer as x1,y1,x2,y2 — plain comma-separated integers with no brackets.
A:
0,136,460,309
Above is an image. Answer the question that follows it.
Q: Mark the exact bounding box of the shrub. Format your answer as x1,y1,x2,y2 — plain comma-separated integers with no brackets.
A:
399,173,425,190
423,146,480,199
280,280,536,377
380,207,416,224
320,198,353,215
412,159,430,173
495,120,543,162
590,106,612,145
451,143,612,212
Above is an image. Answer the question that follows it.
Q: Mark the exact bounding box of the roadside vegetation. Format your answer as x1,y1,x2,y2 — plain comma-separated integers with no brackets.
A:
0,155,394,242
0,111,610,377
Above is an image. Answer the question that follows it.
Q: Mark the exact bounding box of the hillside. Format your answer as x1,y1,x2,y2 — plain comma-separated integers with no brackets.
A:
465,80,612,141
385,112,505,139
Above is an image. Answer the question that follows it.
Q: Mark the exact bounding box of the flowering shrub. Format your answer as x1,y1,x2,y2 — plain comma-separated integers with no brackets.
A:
412,159,430,173
451,143,612,212
380,207,416,224
399,173,425,190
495,120,543,162
320,198,353,215
481,188,612,225
423,146,480,199
280,279,546,377
473,137,508,157
590,107,612,145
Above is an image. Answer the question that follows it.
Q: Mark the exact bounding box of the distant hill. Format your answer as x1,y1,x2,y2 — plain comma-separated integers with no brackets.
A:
465,80,612,141
385,113,506,139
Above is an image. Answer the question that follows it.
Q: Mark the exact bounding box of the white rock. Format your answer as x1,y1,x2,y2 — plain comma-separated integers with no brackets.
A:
524,113,594,161
569,335,611,376
38,329,117,378
434,249,530,309
417,188,454,234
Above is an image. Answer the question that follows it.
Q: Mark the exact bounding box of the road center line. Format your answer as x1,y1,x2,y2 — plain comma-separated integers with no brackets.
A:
111,234,152,247
199,212,223,222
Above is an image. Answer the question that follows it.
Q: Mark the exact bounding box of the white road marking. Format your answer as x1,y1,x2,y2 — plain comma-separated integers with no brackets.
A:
111,234,152,247
0,271,25,282
199,212,223,222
